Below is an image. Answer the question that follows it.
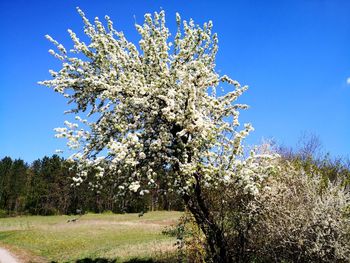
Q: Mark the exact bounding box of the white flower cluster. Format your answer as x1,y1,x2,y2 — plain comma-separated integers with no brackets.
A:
40,8,275,196
234,152,279,196
129,181,140,192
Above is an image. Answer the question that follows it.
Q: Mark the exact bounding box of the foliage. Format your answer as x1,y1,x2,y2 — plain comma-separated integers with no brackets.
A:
0,157,28,215
163,212,206,263
177,152,350,262
0,156,181,216
276,133,350,188
253,160,350,262
0,209,7,218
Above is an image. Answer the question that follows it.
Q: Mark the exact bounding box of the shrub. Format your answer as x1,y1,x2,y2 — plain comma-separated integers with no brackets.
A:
253,161,350,262
0,209,8,218
179,155,350,262
163,212,206,263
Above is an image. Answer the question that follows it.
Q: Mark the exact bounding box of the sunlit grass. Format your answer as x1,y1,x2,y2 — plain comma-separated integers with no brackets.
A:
0,211,182,262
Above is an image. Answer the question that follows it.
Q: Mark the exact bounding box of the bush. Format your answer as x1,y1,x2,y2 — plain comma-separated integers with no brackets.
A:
179,155,350,262
0,209,8,218
253,161,350,262
163,212,206,263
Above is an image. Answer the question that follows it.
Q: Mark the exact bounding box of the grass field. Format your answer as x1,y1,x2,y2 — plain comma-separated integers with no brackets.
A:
0,211,182,263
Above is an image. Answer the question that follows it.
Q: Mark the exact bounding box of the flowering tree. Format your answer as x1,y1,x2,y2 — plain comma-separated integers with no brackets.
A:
40,9,273,262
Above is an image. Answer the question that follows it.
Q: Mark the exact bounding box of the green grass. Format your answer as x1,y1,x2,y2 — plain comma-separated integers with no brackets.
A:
0,211,182,262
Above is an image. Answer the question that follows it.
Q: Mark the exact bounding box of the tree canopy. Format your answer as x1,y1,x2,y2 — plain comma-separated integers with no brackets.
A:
39,9,268,200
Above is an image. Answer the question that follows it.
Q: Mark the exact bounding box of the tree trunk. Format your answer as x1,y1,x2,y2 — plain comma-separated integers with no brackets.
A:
170,124,232,262
182,174,233,263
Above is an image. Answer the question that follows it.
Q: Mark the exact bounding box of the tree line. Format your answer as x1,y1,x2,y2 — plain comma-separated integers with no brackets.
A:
0,155,183,216
1,139,348,218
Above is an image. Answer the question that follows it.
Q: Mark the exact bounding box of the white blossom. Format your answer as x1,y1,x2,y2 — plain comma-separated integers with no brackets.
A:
40,8,274,198
129,181,140,192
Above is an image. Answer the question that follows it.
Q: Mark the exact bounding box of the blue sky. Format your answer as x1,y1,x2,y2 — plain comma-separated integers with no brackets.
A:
1,0,350,162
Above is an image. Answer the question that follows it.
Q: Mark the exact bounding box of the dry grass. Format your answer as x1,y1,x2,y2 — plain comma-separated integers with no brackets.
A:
0,243,47,263
0,211,182,262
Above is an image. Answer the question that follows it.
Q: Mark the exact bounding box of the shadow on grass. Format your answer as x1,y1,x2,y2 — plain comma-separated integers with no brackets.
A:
72,258,175,263
74,258,117,263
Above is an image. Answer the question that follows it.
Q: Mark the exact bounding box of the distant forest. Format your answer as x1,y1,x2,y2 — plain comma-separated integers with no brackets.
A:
0,155,183,216
1,141,350,217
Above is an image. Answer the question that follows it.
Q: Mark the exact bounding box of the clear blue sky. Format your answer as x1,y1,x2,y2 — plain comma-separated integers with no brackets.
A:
1,0,349,162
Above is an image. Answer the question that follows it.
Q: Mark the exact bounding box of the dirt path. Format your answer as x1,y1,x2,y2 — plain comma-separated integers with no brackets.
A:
0,247,20,263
